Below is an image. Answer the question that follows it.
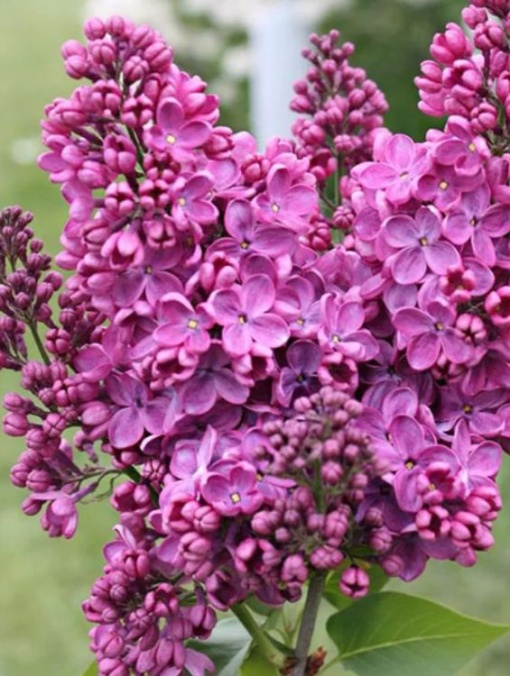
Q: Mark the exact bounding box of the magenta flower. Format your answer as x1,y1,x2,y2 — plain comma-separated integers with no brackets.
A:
210,199,297,259
381,207,460,284
451,421,502,494
201,462,264,516
355,133,430,204
274,276,322,338
394,302,472,370
179,344,250,415
166,426,218,499
388,416,460,512
106,373,176,448
154,293,213,355
414,162,482,210
171,172,219,229
443,185,510,266
437,383,507,437
112,247,183,307
145,97,212,159
253,164,317,232
318,294,379,361
276,340,322,406
208,275,289,356
431,117,488,176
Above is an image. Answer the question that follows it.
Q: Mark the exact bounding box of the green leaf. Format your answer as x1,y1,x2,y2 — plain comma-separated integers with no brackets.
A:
187,618,252,676
327,591,510,676
81,662,98,676
324,564,389,611
240,646,281,676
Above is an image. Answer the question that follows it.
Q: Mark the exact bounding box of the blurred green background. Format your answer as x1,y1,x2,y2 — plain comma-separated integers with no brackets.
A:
2,0,510,674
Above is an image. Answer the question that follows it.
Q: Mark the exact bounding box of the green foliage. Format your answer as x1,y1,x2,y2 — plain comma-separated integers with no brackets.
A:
81,662,98,676
327,591,510,676
240,647,281,676
187,618,253,676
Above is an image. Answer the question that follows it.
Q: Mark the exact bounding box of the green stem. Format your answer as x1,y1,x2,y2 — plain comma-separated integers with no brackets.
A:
231,603,284,667
29,322,50,365
291,572,327,676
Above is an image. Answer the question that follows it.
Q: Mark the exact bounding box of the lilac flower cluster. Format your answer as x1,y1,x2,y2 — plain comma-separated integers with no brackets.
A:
0,16,393,675
416,0,510,141
2,5,509,675
343,115,506,578
290,30,388,185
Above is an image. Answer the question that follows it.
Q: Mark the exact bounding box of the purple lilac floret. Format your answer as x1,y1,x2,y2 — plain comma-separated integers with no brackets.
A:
1,5,510,675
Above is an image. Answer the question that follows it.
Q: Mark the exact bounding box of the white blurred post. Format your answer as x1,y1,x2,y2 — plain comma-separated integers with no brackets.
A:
248,0,310,145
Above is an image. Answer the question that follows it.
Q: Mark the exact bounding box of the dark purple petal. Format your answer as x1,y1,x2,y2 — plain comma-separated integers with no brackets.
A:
469,412,504,437
215,370,250,405
182,373,217,415
109,408,144,448
287,340,322,373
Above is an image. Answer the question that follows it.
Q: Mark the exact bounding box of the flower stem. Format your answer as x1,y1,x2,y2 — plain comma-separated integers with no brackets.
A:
232,603,284,667
28,321,50,366
291,572,327,676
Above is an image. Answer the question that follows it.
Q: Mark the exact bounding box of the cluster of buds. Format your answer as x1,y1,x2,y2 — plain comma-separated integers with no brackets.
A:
291,29,388,183
416,0,510,144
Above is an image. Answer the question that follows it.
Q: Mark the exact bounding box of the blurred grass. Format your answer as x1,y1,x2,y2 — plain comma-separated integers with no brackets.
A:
0,1,510,675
